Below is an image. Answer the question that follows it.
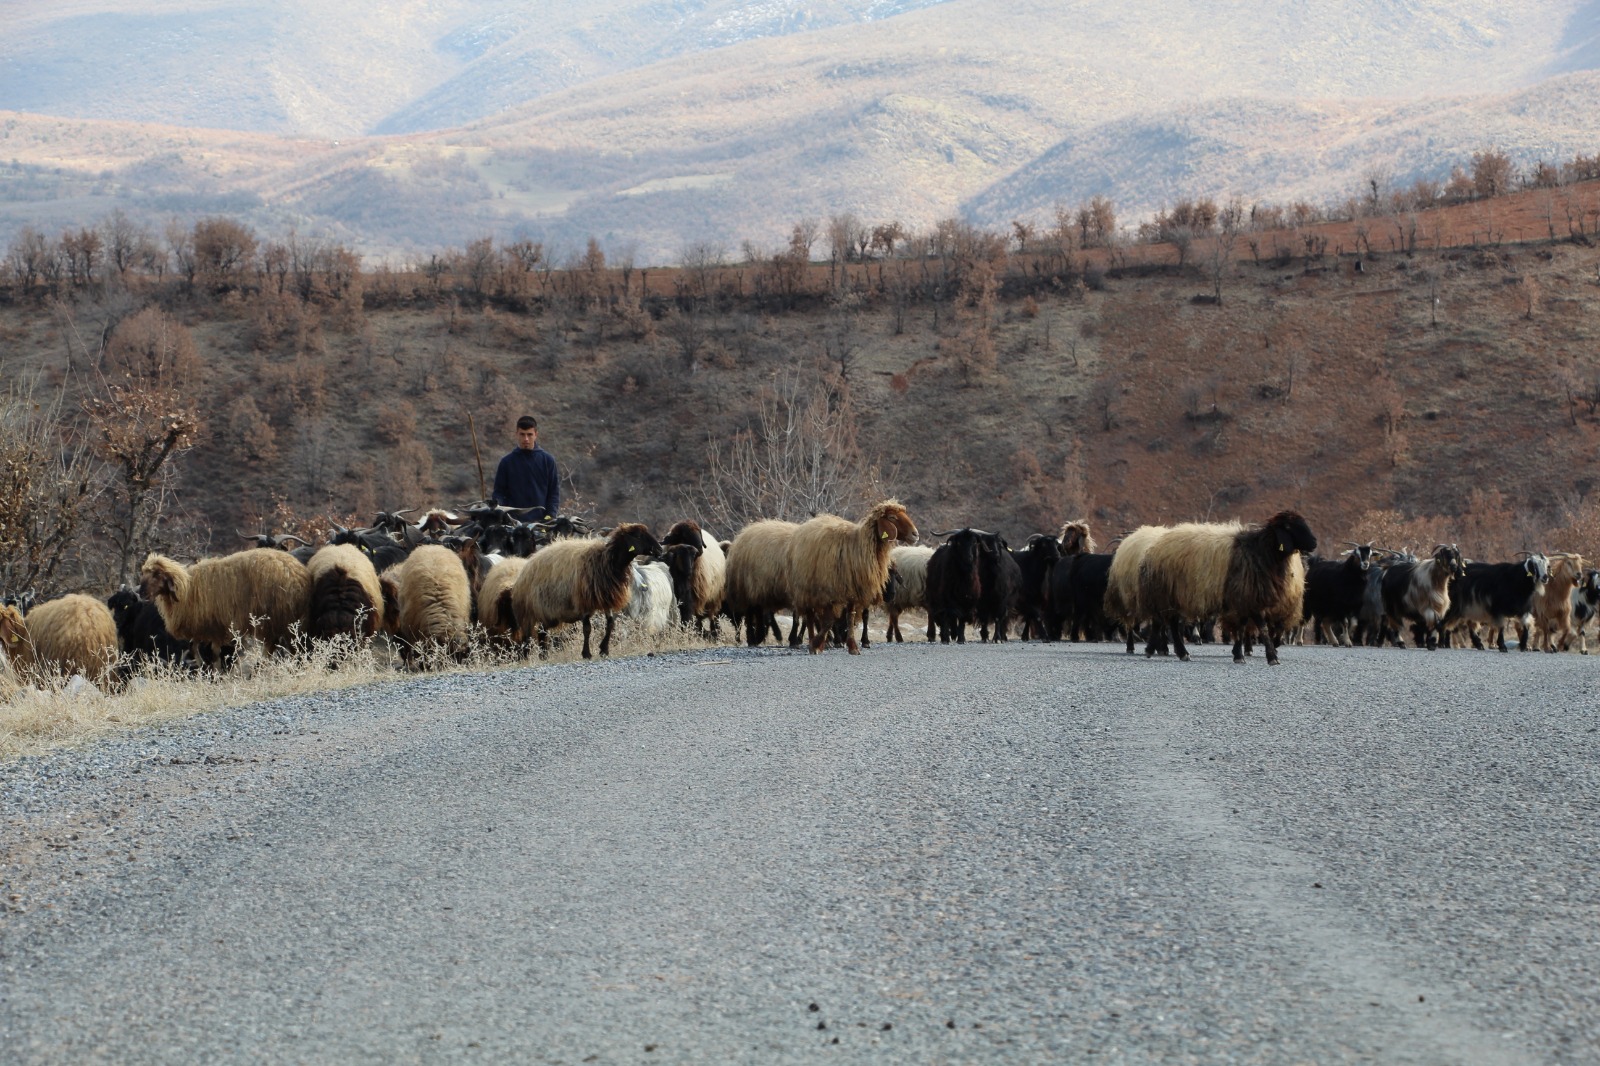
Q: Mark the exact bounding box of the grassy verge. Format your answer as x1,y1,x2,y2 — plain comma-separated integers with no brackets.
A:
0,619,722,761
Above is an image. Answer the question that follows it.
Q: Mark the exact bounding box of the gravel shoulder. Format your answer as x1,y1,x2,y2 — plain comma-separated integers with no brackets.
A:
2,641,1597,1064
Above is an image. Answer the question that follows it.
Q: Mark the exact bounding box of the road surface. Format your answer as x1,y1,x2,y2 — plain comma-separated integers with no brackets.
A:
2,640,1597,1063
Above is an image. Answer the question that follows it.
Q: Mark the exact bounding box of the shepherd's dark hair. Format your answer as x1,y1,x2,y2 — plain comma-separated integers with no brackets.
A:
516,416,538,431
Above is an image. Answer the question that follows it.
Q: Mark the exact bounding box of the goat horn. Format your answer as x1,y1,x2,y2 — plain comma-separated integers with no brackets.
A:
928,529,965,537
238,529,261,540
279,533,308,546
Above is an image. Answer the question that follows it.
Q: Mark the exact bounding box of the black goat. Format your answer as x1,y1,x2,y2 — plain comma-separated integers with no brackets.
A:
1012,534,1061,640
105,587,190,670
977,533,1020,643
925,529,988,644
1303,543,1377,646
1047,552,1115,642
1444,554,1550,652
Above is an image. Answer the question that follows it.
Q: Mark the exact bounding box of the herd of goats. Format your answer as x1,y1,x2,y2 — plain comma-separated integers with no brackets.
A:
1,498,1597,692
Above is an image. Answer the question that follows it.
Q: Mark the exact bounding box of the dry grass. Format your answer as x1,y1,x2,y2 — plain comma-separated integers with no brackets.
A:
0,620,721,761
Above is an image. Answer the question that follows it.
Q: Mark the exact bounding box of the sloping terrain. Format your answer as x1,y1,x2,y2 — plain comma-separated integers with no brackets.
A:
3,1,1600,261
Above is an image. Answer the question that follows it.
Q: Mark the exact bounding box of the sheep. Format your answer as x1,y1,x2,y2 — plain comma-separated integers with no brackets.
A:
476,555,528,642
1059,520,1098,556
139,548,312,660
1380,544,1466,649
510,523,664,659
786,499,917,654
378,543,478,666
660,519,727,637
623,560,676,633
884,544,934,642
1103,525,1169,655
1531,553,1584,652
1139,511,1317,665
305,543,385,643
0,594,120,688
724,519,801,647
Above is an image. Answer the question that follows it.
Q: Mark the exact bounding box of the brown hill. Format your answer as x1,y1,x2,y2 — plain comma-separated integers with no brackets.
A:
5,183,1600,594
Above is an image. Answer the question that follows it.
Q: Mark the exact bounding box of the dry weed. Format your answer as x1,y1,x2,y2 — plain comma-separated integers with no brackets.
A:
0,620,729,761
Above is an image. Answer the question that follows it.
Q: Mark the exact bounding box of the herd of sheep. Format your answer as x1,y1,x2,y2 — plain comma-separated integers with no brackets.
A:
1,498,1596,694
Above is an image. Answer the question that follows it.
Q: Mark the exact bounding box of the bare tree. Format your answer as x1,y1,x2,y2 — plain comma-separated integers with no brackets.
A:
0,375,101,594
82,379,199,582
696,368,882,529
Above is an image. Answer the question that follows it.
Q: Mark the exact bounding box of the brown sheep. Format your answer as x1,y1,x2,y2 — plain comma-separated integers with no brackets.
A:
660,519,727,637
477,555,528,643
0,594,120,689
1103,525,1169,655
510,524,664,658
140,549,311,660
1139,511,1317,665
724,519,801,647
787,499,918,654
305,544,385,643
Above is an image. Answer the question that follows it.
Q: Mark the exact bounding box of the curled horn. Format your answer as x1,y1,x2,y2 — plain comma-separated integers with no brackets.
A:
237,529,260,540
1515,550,1535,559
279,533,308,547
928,528,964,537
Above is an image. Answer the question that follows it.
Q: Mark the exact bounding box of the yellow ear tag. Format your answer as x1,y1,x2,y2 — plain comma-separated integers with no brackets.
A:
880,531,888,540
1280,543,1286,552
629,546,636,553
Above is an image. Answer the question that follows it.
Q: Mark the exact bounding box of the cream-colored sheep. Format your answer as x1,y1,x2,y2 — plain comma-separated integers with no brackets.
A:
140,549,311,659
510,524,663,658
786,499,918,654
0,594,119,688
378,544,476,667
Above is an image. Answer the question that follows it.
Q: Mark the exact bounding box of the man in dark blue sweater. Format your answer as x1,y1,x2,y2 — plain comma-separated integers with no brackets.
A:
491,415,561,520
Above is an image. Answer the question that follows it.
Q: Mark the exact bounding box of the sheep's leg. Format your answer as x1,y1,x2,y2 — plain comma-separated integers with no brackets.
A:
1124,622,1137,655
1262,616,1282,665
598,612,616,657
808,611,830,654
580,615,594,659
1166,617,1191,662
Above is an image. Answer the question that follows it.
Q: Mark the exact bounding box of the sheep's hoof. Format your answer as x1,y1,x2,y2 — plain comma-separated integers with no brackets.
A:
1267,657,1282,666
848,645,862,655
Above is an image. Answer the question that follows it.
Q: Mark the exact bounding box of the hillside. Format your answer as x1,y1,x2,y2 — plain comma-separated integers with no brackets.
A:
4,187,1600,594
5,2,1600,262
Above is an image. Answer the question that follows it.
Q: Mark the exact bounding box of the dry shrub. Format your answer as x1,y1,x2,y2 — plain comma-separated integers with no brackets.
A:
374,400,419,445
103,306,200,386
225,395,277,463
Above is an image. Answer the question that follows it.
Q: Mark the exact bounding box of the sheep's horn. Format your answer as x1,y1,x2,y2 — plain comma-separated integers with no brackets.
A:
279,533,309,546
928,529,965,537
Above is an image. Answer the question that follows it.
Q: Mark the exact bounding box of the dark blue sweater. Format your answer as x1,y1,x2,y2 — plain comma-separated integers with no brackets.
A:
492,445,561,519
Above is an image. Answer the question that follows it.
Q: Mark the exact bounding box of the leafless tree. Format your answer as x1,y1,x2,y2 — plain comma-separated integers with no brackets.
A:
0,374,101,594
696,368,882,529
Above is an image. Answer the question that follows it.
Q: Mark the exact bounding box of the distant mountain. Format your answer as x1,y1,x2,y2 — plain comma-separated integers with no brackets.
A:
2,1,1600,262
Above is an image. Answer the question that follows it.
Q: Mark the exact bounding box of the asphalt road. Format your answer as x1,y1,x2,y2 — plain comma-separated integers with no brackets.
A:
2,640,1597,1064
